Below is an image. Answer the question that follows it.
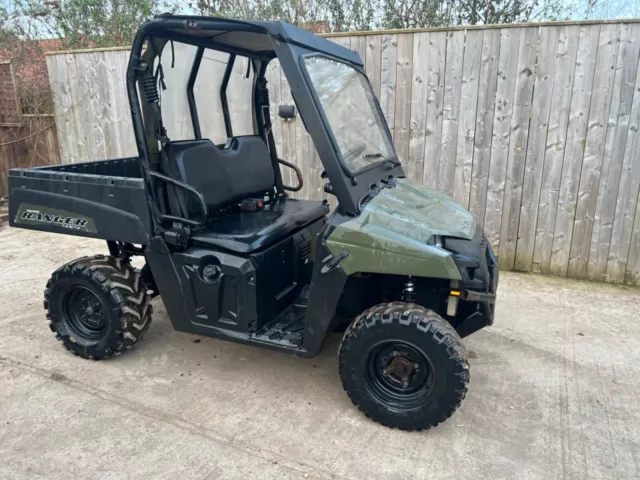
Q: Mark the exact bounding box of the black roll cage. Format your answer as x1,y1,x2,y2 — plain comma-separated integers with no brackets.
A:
126,20,281,233
186,46,240,141
126,15,404,234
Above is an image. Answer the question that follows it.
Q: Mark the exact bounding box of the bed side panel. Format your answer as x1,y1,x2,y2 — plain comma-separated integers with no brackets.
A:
8,169,152,244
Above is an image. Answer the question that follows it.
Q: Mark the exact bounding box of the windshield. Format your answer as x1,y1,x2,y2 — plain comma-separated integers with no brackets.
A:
304,56,396,174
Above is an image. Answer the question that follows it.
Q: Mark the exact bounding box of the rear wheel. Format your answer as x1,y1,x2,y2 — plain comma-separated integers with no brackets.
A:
44,255,152,360
338,302,469,431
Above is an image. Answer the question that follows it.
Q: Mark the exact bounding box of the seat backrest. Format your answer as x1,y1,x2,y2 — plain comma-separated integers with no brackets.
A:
161,136,275,218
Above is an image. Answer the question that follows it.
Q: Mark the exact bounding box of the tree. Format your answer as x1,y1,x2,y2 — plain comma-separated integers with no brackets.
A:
379,0,599,30
456,0,536,25
1,0,54,114
381,0,456,29
9,0,171,49
192,0,375,32
586,0,637,18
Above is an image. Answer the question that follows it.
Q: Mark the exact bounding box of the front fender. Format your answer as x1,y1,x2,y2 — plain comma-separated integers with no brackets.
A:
327,234,461,280
325,215,462,281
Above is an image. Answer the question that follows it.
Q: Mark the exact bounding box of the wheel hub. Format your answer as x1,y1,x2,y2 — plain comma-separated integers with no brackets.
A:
366,342,434,404
384,354,418,388
64,287,107,339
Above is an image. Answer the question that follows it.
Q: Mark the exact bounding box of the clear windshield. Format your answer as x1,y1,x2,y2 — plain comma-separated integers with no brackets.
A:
304,56,396,174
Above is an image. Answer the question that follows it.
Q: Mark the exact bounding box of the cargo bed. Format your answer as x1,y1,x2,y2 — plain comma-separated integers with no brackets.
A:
8,157,152,244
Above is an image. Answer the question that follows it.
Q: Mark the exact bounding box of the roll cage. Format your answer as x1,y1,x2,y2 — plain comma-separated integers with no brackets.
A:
126,14,404,233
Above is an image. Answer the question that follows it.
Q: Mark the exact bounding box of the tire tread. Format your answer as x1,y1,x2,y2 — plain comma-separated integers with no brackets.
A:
338,302,469,431
45,254,152,360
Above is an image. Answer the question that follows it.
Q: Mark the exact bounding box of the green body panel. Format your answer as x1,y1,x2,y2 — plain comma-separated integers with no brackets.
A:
326,178,476,279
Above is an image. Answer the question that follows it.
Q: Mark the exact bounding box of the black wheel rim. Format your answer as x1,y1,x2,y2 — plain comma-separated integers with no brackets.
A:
64,286,107,339
365,341,435,410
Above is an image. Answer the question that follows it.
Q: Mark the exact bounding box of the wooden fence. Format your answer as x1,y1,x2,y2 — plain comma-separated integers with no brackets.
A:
0,58,61,196
46,20,640,286
0,116,61,197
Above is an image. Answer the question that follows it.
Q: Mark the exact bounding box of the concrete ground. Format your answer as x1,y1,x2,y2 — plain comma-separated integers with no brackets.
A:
0,226,639,480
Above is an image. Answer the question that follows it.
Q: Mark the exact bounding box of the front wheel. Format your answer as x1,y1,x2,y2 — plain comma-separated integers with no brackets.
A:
338,302,469,431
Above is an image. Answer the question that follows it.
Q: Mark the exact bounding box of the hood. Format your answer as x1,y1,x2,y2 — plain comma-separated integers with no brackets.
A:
359,178,476,241
324,178,474,279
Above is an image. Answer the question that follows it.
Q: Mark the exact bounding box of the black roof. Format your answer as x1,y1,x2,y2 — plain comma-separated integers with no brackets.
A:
144,15,363,66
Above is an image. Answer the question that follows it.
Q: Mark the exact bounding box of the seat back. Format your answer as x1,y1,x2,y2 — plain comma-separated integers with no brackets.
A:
161,136,275,218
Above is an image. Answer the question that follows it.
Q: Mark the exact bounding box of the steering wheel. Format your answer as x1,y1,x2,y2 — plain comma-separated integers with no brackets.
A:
342,143,366,164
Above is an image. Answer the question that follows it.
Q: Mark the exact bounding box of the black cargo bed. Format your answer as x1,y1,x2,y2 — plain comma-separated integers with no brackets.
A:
8,157,152,244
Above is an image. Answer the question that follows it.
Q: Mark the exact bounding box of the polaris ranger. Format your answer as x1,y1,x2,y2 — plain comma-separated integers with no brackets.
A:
8,15,498,431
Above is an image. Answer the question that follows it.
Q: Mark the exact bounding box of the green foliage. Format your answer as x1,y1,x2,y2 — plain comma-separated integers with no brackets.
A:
190,0,588,32
380,0,591,30
8,0,171,49
192,0,375,32
382,0,456,29
1,0,602,48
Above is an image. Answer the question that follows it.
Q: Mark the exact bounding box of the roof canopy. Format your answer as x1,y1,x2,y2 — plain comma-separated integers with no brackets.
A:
142,15,363,66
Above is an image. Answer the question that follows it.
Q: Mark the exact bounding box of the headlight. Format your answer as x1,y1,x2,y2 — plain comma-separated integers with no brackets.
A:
433,235,443,248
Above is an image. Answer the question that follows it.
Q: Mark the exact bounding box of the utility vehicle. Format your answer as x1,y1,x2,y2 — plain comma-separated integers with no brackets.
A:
8,15,498,431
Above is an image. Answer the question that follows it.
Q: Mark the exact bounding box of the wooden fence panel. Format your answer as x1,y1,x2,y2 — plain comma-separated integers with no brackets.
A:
533,25,581,274
52,55,76,163
588,24,640,281
453,29,482,207
424,31,447,191
350,36,367,65
485,28,521,255
0,118,61,197
514,26,559,271
606,48,640,282
365,35,382,97
380,34,398,138
568,24,621,278
498,27,538,270
407,32,430,182
550,25,601,277
440,30,465,197
468,28,501,223
394,34,414,178
45,21,640,286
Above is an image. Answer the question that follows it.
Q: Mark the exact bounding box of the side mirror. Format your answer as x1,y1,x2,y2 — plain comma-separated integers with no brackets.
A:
278,105,296,120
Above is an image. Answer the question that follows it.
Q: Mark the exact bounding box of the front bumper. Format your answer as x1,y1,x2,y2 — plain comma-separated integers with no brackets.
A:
446,229,499,337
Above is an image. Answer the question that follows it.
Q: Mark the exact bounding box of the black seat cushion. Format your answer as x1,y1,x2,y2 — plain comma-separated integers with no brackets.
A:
191,198,328,253
162,136,275,217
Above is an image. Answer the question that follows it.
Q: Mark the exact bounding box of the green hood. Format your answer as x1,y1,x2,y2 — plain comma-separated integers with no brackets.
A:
365,179,476,240
325,179,476,279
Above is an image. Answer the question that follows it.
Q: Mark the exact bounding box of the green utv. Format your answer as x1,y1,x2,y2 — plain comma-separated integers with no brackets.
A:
8,15,498,431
